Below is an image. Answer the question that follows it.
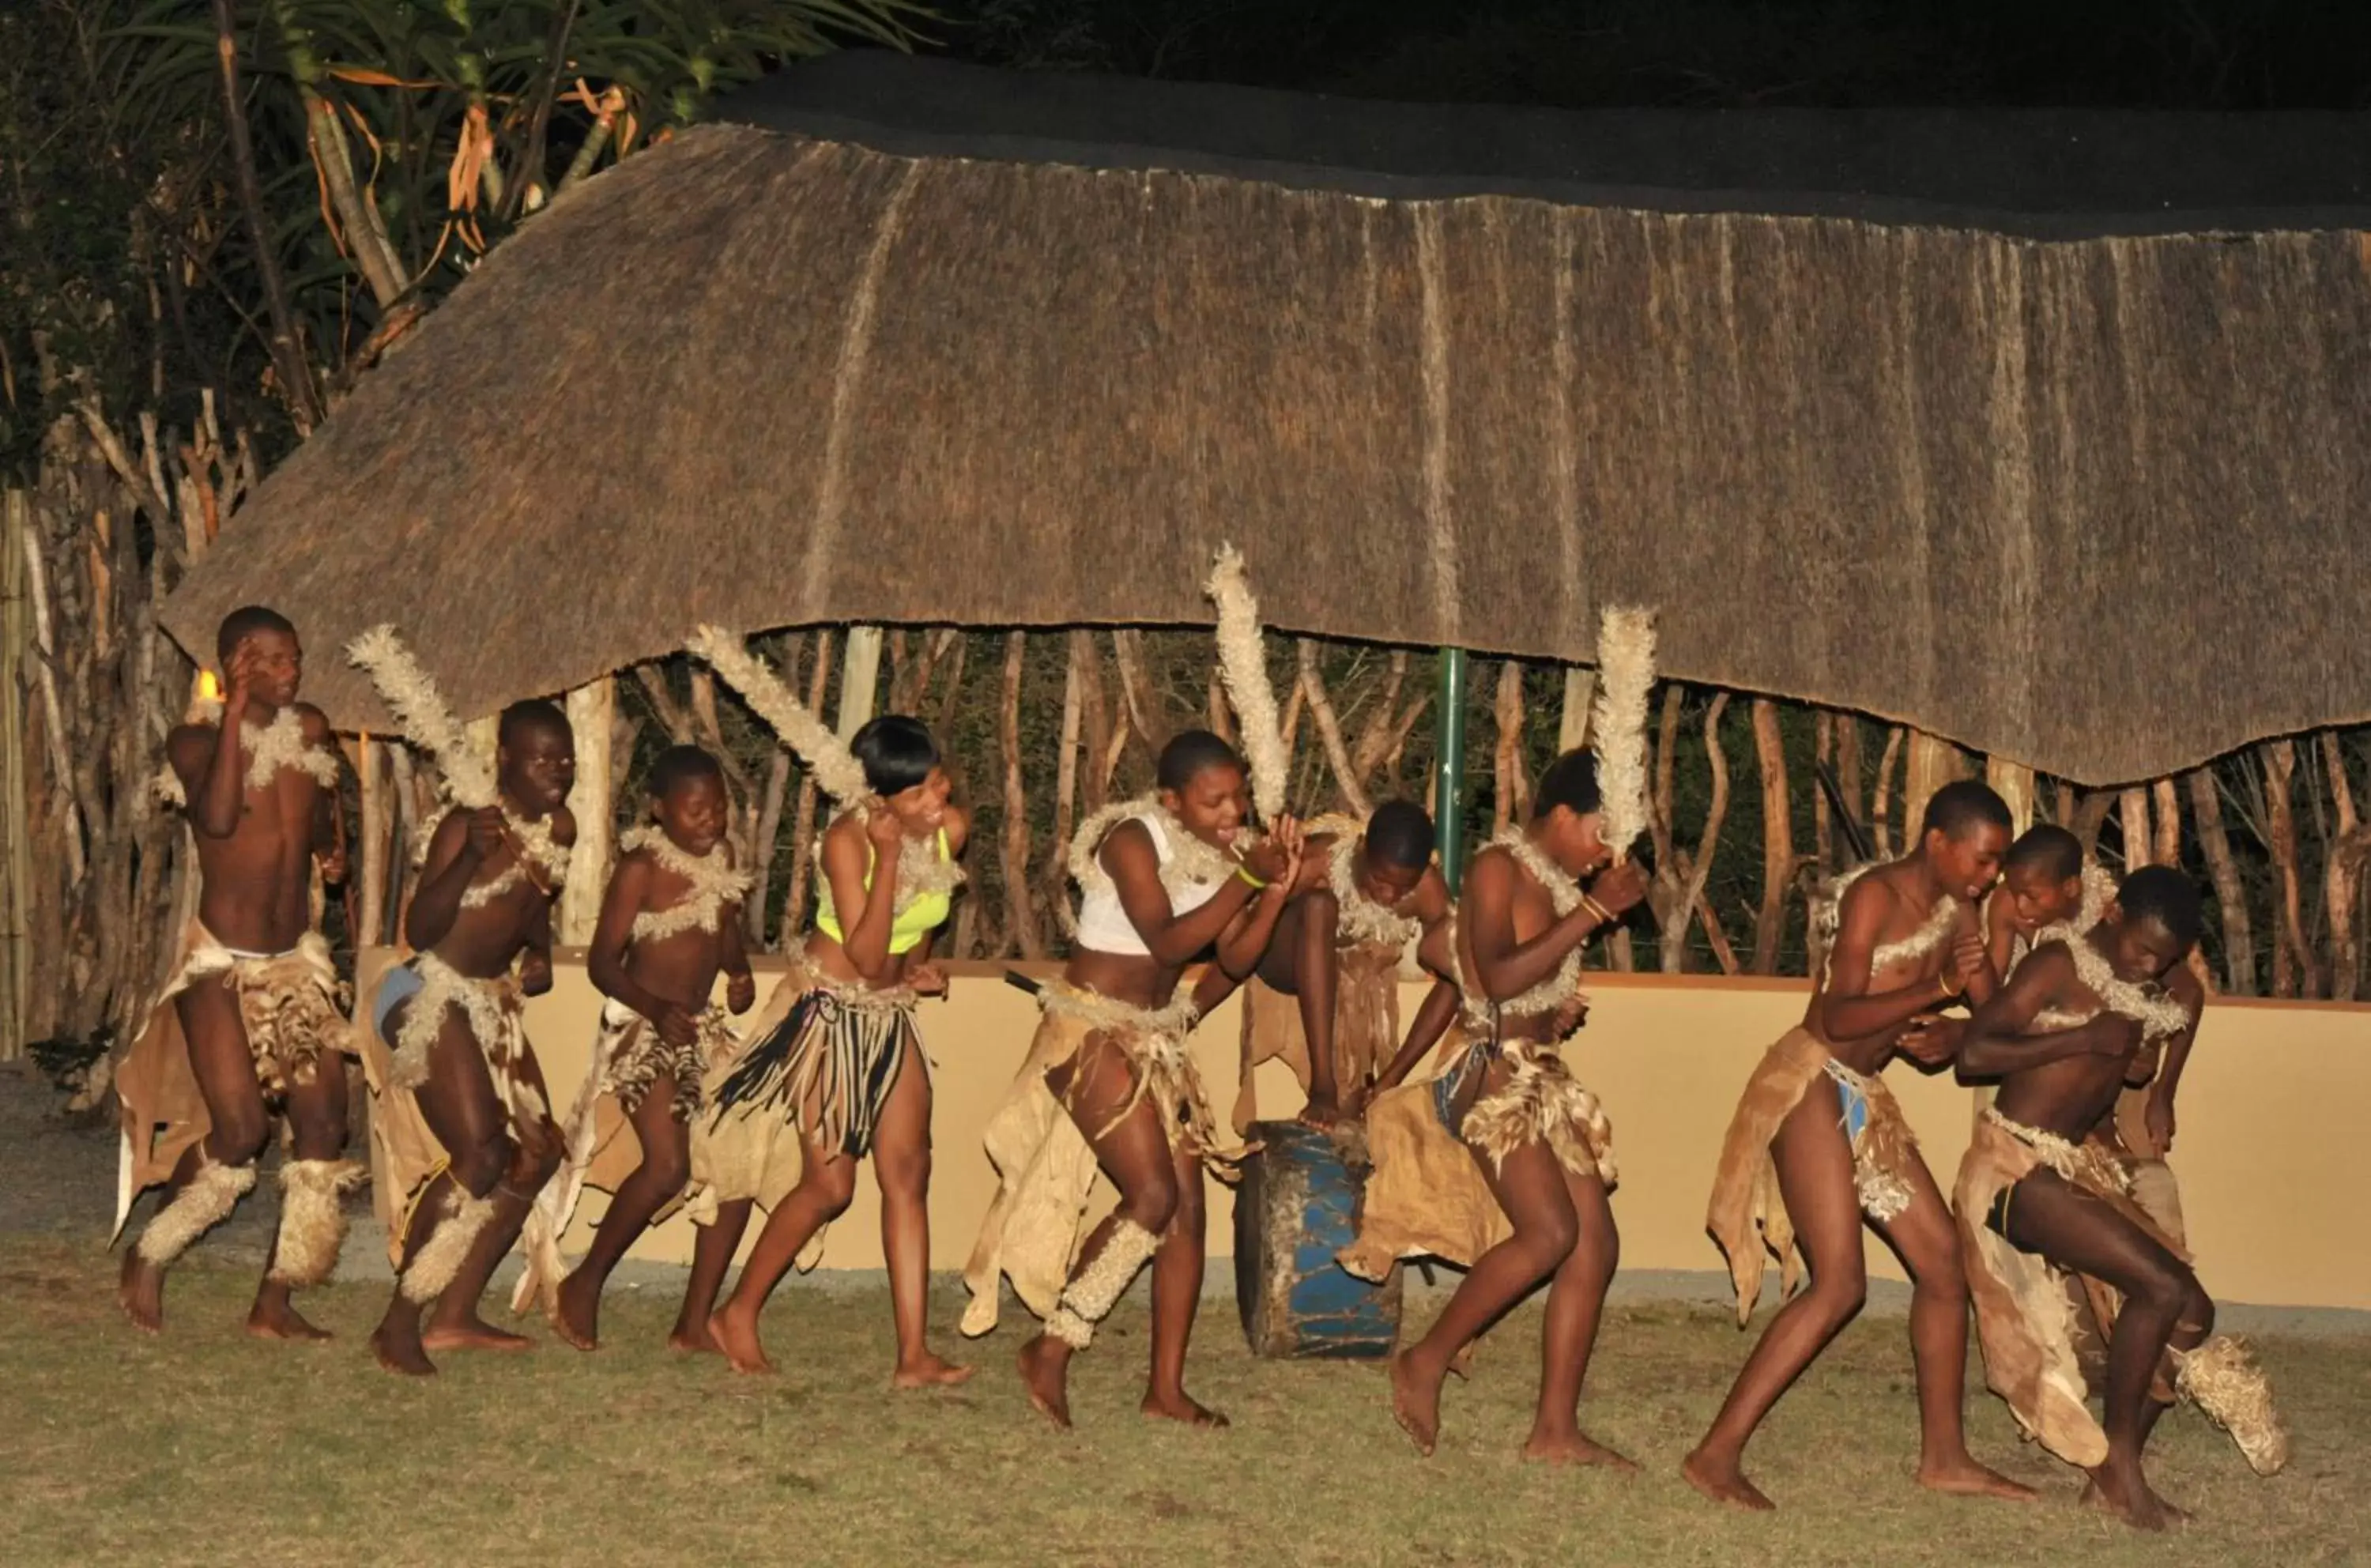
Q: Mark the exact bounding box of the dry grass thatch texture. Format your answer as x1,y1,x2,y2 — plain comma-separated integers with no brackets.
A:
161,122,2371,785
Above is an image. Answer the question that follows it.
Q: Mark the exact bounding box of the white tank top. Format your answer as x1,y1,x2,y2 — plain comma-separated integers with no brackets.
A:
1073,812,1230,956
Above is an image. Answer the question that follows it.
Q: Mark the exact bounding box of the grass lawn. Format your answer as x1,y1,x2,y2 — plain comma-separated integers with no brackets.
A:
2,1238,2360,1566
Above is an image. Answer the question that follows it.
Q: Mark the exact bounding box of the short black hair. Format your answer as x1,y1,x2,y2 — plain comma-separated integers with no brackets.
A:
647,744,723,801
2117,865,2203,951
498,699,571,751
850,714,940,797
1365,799,1434,869
1156,729,1245,793
1921,778,2013,840
2004,824,2083,881
1532,748,1603,820
217,605,295,662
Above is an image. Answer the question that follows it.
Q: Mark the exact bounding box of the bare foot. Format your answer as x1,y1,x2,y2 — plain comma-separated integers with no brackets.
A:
669,1319,722,1355
551,1271,601,1352
118,1250,165,1335
421,1312,536,1353
1142,1389,1230,1428
708,1304,775,1375
1683,1447,1776,1511
1523,1429,1639,1472
1917,1456,2037,1503
371,1320,437,1378
1389,1351,1442,1457
892,1351,977,1389
245,1298,334,1343
2080,1466,2168,1532
1016,1334,1072,1429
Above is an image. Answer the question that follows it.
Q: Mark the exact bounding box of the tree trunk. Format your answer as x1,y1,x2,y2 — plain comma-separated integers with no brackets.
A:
1557,665,1595,754
999,632,1042,959
782,631,835,948
2119,786,2154,868
1299,639,1370,817
1750,698,1792,974
1901,730,1965,850
1986,756,2037,835
1076,629,1113,813
1491,658,1529,831
2187,767,2255,995
1044,637,1084,937
1653,693,1732,975
2261,741,2313,997
556,678,613,945
2319,733,2363,1001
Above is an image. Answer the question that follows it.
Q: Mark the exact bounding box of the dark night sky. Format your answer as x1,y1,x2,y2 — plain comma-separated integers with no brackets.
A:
934,0,2371,111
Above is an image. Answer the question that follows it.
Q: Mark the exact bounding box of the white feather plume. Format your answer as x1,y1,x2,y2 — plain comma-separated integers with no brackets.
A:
1205,544,1288,820
345,624,496,808
1588,605,1657,863
686,625,870,807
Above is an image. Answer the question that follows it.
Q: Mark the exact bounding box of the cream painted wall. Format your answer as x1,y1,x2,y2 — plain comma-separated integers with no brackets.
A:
355,953,2371,1310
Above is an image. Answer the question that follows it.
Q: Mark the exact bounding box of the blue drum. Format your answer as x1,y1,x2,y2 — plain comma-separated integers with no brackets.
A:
1234,1119,1403,1359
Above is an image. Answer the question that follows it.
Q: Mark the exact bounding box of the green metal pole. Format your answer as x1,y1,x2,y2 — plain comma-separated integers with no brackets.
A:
1433,646,1470,890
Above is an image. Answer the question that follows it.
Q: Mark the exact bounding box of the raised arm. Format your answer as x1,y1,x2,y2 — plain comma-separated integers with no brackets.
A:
1956,944,2138,1079
823,810,909,983
1105,819,1259,967
405,808,496,952
1463,849,1608,1003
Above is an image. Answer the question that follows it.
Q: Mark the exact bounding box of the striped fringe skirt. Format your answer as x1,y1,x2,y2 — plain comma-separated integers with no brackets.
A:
711,985,922,1159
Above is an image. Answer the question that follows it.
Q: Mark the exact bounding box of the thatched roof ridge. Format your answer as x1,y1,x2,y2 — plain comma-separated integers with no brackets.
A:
160,62,2371,784
723,53,2371,238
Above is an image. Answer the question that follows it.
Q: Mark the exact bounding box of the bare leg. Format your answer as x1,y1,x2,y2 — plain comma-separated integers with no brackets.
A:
1869,1162,2034,1502
422,1042,560,1354
709,1136,857,1375
555,1077,692,1351
2003,1171,2211,1532
672,1200,749,1353
1016,1036,1179,1430
1521,1162,1633,1471
370,1004,522,1375
247,1054,351,1342
1683,1079,1867,1510
872,1049,971,1388
1142,1136,1224,1427
123,982,272,1332
1289,892,1344,1122
1390,1077,1585,1457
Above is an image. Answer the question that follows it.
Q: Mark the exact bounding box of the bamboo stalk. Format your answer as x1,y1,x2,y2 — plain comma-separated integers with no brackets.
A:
998,631,1042,959
2188,767,2255,994
1750,698,1792,974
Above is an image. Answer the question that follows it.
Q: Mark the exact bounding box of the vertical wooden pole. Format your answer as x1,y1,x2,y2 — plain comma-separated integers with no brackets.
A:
0,492,23,1060
352,735,387,948
2119,786,2154,867
559,677,614,945
1901,730,1965,848
1557,666,1595,755
1985,757,2036,836
837,625,883,739
1433,648,1470,888
1750,699,1792,974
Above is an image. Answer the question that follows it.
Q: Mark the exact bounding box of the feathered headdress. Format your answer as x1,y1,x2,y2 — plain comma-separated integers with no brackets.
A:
1205,544,1288,821
345,624,496,808
1588,605,1657,863
685,625,870,806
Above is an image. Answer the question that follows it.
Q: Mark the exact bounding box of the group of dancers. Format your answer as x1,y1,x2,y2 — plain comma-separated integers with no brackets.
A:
114,560,2283,1534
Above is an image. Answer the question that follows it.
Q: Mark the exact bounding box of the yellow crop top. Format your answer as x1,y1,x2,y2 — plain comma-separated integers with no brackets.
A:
813,828,953,954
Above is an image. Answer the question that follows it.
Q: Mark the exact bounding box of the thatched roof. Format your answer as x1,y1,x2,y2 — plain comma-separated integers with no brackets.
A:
162,53,2371,785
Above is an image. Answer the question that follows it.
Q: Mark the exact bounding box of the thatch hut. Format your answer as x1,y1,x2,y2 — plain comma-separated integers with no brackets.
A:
163,53,2371,786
